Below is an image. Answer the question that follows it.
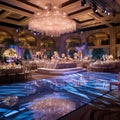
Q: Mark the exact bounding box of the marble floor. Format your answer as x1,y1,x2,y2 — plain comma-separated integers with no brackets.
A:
0,72,120,120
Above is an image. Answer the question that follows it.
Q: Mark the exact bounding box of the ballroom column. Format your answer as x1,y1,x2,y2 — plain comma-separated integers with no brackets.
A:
36,35,42,50
57,35,69,54
109,27,116,58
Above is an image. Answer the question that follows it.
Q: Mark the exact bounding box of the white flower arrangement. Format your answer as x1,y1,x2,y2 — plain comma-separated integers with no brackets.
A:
2,48,17,58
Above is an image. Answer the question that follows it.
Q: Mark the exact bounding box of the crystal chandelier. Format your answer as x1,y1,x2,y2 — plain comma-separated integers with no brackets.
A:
28,3,76,37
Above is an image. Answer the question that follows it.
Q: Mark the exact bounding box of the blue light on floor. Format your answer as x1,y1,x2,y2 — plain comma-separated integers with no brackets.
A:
0,72,118,120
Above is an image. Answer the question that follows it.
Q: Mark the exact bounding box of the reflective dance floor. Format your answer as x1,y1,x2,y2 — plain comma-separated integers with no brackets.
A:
0,72,119,120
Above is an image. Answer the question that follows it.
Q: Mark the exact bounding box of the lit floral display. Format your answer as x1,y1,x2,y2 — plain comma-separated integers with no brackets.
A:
2,48,17,58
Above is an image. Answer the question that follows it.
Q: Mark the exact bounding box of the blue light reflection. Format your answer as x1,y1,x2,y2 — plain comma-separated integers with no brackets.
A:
0,72,118,120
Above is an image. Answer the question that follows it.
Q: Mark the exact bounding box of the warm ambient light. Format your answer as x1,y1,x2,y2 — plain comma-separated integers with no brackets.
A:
28,3,76,37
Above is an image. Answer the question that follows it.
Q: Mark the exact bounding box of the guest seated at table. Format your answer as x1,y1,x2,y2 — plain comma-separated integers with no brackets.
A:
73,52,79,61
51,56,56,62
60,53,67,62
67,55,73,61
102,54,114,61
52,51,60,60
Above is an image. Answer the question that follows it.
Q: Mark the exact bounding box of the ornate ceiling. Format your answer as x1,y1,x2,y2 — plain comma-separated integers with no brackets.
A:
0,0,120,32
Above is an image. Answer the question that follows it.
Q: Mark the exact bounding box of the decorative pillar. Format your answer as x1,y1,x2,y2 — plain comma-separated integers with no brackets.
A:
57,35,68,54
36,35,42,50
109,27,116,58
80,32,87,44
80,32,88,57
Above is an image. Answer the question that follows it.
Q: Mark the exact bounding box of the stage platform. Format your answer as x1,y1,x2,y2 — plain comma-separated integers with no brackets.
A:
37,67,86,75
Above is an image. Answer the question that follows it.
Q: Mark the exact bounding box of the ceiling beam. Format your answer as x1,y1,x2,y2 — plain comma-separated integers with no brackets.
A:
0,0,39,12
69,9,93,19
0,4,33,17
19,18,30,26
0,11,11,18
0,18,21,25
115,0,120,6
89,12,112,27
61,1,90,14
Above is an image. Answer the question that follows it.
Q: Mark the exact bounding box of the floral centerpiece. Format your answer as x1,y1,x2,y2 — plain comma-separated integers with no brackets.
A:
2,48,17,58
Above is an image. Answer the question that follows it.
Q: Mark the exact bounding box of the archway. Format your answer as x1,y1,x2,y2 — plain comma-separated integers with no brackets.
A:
87,32,110,59
18,32,36,47
18,31,36,59
116,32,120,44
40,36,56,59
0,30,13,60
116,32,120,58
87,32,110,46
0,30,13,43
66,36,81,58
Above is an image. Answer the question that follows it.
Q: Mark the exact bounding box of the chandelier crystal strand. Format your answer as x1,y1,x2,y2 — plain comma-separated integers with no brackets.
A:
28,3,76,37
